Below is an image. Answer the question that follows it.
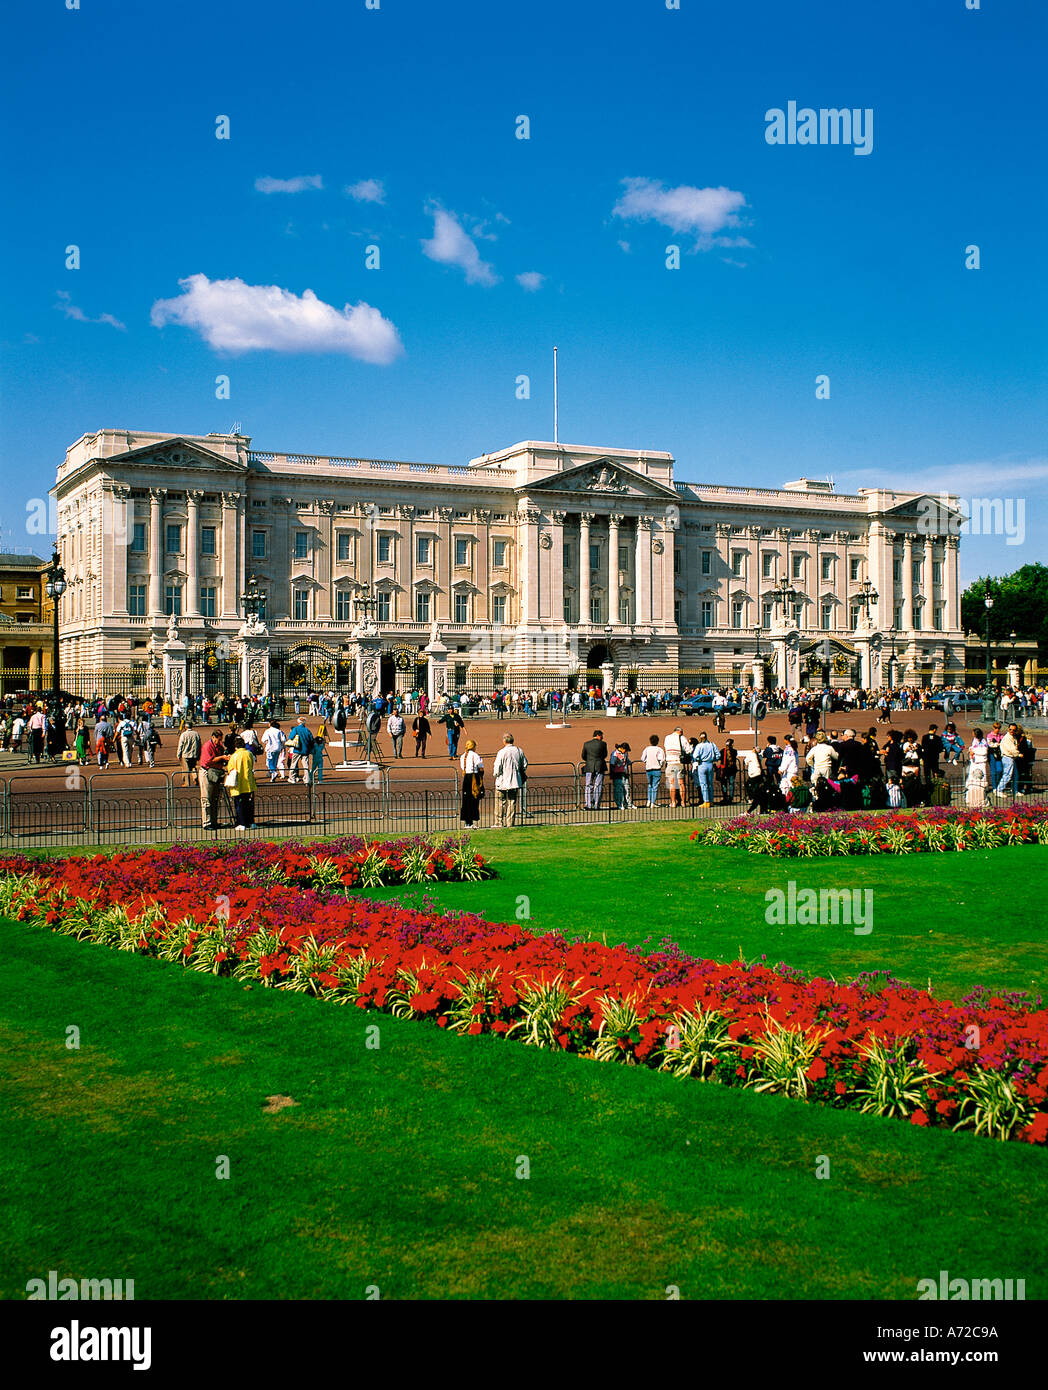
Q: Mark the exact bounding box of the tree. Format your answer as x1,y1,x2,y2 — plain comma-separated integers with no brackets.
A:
960,564,1048,652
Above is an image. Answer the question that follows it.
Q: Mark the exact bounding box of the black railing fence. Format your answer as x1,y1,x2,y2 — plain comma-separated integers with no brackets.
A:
0,762,1042,848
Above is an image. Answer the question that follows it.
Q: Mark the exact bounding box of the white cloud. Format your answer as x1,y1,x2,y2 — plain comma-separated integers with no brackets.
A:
255,174,323,194
421,207,498,286
346,178,386,204
516,271,545,292
54,289,126,331
617,239,631,254
612,177,748,247
837,457,1048,495
150,273,403,363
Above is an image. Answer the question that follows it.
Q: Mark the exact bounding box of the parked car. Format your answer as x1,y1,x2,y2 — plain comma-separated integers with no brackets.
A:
930,690,982,713
679,694,742,715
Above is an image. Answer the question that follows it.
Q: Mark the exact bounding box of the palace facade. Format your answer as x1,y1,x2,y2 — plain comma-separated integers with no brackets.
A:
53,428,965,698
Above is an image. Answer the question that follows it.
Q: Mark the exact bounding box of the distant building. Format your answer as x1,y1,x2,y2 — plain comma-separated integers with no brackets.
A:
0,553,53,696
53,428,966,699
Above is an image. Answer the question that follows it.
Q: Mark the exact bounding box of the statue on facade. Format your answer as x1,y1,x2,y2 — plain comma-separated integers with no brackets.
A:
166,612,180,643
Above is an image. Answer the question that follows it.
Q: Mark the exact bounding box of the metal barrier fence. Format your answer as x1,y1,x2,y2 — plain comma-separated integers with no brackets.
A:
0,765,1043,849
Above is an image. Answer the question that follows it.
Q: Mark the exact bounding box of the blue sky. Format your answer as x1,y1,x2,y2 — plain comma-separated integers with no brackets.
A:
1,0,1045,586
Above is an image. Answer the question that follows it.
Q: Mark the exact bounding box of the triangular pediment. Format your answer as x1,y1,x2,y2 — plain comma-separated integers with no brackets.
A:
881,495,962,527
522,457,677,500
106,437,249,474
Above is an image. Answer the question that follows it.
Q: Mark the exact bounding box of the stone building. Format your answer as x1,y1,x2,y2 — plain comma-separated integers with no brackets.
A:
0,552,55,696
52,428,965,700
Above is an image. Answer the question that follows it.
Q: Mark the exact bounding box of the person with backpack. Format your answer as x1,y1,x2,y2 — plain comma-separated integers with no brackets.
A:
287,718,315,784
785,774,812,813
716,740,739,804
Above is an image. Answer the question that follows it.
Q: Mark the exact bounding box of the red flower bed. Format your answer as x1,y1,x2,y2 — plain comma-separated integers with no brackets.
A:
0,845,1044,1144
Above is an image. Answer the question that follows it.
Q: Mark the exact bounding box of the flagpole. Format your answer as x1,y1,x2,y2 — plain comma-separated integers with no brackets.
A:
553,345,559,444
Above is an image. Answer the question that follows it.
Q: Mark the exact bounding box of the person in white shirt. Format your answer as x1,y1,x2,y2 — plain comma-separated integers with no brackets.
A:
663,727,692,808
887,777,905,809
492,733,527,828
778,738,799,795
641,734,666,807
805,732,839,781
387,711,406,758
261,721,287,781
741,746,764,813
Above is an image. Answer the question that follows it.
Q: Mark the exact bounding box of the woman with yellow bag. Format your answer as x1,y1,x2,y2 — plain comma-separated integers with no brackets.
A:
224,735,258,831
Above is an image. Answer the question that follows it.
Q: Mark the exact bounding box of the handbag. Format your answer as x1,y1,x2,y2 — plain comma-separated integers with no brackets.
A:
471,772,485,799
224,765,238,789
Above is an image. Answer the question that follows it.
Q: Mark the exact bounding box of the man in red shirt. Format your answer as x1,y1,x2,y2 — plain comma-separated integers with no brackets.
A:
198,730,228,830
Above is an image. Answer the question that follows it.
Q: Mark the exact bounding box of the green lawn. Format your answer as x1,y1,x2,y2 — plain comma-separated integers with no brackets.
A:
370,824,1048,1003
1,922,1045,1301
2,824,1046,1300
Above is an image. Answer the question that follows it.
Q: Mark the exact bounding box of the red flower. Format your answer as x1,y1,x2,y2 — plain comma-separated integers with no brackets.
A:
910,1110,930,1127
834,1081,847,1095
806,1058,827,1081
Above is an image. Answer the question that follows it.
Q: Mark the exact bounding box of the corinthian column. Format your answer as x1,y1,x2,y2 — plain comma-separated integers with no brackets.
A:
636,516,652,625
608,514,622,627
186,489,203,616
579,512,593,627
148,488,165,619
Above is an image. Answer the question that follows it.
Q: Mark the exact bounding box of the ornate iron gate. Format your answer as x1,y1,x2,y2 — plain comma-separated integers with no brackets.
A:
270,643,352,697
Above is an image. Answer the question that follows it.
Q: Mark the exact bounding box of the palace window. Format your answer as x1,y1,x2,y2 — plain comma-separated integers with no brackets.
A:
821,603,833,630
731,601,744,628
912,605,922,631
589,543,600,573
416,535,431,565
16,586,33,600
131,522,146,553
792,602,803,627
128,584,146,617
894,606,903,630
674,598,682,626
792,554,804,579
563,596,573,622
701,550,712,575
376,591,391,622
563,542,572,567
378,535,393,565
200,586,216,619
731,552,744,577
619,597,630,623
850,605,861,630
701,600,714,627
893,557,902,584
201,526,216,556
762,552,774,579
491,594,507,624
619,544,629,570
336,590,354,621
850,557,861,581
912,560,922,587
252,529,267,560
293,588,309,621
454,591,470,623
337,532,352,563
294,531,309,561
674,549,682,576
492,539,508,568
933,560,942,586
590,596,602,624
762,602,774,627
821,555,833,581
165,524,182,555
933,606,943,631
415,590,430,623
164,584,182,616
454,537,469,567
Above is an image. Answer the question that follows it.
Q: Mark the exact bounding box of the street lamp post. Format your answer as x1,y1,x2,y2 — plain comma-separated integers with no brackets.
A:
982,580,995,719
43,545,67,712
240,573,267,627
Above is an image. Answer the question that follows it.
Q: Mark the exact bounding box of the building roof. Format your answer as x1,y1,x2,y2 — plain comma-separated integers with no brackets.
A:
0,553,46,568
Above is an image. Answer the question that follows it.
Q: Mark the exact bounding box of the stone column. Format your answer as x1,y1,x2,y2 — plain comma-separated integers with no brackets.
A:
240,631,270,698
220,493,239,618
867,518,884,630
425,630,448,702
636,516,652,625
608,514,621,627
661,511,676,628
236,494,246,617
107,485,130,617
944,535,959,632
579,512,593,627
355,634,383,697
162,634,187,705
902,533,914,633
550,510,566,627
148,488,165,619
186,489,202,617
317,500,335,620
